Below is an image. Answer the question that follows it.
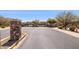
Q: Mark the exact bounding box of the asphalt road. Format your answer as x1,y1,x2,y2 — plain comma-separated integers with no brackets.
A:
1,27,79,49
20,27,79,49
0,29,10,39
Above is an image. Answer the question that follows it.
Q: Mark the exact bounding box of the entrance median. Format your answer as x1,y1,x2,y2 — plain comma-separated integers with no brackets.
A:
8,33,28,49
1,36,10,45
0,32,28,49
0,20,28,49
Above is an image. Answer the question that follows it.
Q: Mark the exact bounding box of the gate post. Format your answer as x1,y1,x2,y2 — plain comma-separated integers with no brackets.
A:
10,20,21,41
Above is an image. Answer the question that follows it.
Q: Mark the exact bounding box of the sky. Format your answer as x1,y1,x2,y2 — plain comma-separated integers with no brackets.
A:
0,10,79,21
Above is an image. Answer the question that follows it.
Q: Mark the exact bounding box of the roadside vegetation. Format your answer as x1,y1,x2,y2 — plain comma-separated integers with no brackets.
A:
0,16,11,28
0,16,20,28
22,11,79,33
56,11,79,32
0,11,79,33
22,19,57,27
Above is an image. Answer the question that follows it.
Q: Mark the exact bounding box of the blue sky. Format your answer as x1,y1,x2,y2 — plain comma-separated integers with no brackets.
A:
0,10,79,21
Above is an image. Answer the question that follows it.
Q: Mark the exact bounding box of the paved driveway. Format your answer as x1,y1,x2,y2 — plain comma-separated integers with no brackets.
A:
0,29,10,39
20,27,79,49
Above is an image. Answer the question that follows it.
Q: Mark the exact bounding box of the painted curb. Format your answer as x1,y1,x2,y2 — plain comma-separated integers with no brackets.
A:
1,36,10,45
0,27,10,30
8,33,28,49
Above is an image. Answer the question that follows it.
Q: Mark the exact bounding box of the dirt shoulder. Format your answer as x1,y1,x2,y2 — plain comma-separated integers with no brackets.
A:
53,28,79,38
0,27,10,30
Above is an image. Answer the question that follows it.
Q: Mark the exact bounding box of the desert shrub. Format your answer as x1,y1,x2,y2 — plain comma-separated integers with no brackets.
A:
69,26,76,31
1,26,5,28
58,26,63,29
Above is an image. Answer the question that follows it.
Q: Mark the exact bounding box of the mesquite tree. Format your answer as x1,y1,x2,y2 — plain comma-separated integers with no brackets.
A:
56,11,77,29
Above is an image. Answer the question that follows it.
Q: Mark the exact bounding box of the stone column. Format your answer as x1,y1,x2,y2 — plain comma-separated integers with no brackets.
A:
10,20,21,41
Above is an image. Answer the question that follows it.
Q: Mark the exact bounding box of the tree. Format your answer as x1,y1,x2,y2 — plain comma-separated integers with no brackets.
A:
31,20,39,27
47,18,56,24
47,18,56,27
73,20,79,32
0,16,11,27
56,11,77,29
39,21,46,25
39,21,47,27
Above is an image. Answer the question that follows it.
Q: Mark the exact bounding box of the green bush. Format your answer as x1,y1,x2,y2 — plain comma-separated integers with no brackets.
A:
1,26,5,28
69,26,76,31
58,26,63,29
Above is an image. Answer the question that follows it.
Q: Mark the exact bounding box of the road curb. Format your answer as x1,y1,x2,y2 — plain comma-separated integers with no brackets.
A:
8,33,28,49
1,36,10,45
0,27,10,30
53,28,79,38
